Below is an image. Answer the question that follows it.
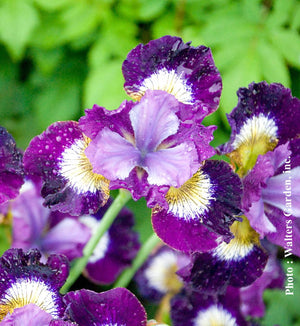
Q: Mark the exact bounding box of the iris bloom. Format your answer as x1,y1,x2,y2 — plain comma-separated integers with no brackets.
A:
23,121,110,215
0,126,24,205
81,90,216,208
122,35,222,122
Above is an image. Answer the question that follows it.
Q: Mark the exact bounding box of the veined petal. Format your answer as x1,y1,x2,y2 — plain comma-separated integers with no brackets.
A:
85,127,140,180
23,121,109,215
152,160,242,253
144,143,198,187
130,90,180,152
122,35,222,121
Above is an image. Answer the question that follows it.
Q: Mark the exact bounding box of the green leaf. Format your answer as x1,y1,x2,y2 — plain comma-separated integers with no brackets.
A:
33,77,81,131
257,38,290,87
88,16,137,68
269,28,300,68
117,0,168,22
0,0,39,60
0,224,11,256
219,49,263,122
266,0,295,28
34,0,73,11
59,2,103,42
83,60,128,111
290,3,300,30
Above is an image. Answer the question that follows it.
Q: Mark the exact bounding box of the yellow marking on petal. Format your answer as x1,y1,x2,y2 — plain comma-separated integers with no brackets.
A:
166,168,214,221
59,135,110,197
0,279,60,320
214,216,260,261
228,114,278,176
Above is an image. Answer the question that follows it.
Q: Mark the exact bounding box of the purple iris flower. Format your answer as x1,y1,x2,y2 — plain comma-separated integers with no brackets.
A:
0,126,24,205
81,90,216,208
0,248,68,322
10,179,91,262
122,35,222,122
23,121,110,215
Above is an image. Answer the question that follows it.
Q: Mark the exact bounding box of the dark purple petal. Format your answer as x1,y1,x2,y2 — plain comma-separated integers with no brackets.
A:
0,126,24,204
122,35,222,121
0,304,52,326
178,241,268,294
152,160,242,253
23,121,110,215
218,82,300,174
63,288,147,326
0,249,68,319
240,254,284,318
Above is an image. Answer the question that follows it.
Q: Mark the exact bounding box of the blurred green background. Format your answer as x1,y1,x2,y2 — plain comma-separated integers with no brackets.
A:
0,0,299,325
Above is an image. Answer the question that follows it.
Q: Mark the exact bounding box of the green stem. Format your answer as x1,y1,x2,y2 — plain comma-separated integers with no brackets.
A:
60,189,132,294
114,233,161,288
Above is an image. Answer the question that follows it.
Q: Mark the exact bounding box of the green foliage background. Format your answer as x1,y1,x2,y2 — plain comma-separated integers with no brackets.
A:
0,0,299,325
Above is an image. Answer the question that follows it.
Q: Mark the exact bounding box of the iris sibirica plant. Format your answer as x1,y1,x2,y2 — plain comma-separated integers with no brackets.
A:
0,35,299,325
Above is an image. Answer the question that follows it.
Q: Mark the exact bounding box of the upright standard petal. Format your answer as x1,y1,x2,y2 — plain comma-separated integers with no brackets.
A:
122,35,222,121
152,160,242,253
23,121,110,215
218,82,300,175
84,91,213,207
0,126,24,204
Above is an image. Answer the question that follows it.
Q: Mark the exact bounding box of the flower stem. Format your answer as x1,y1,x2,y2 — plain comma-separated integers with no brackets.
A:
60,189,132,294
114,232,161,288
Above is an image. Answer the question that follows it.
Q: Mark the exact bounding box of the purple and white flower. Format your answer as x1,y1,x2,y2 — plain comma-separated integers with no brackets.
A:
23,121,110,215
122,35,222,122
81,90,216,208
